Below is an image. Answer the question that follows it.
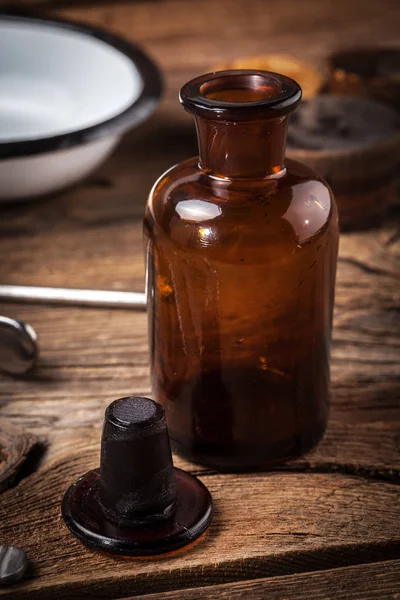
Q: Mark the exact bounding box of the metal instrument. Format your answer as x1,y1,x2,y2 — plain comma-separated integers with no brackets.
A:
0,316,38,375
0,285,147,376
0,285,147,310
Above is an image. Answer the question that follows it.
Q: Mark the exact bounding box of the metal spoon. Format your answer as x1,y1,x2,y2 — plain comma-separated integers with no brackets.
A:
0,316,38,375
0,286,146,375
0,285,146,310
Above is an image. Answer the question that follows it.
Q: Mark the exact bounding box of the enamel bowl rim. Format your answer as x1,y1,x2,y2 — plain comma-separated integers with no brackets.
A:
0,12,163,160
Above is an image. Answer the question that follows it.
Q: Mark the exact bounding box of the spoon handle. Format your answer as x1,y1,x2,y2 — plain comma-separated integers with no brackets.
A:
0,285,146,310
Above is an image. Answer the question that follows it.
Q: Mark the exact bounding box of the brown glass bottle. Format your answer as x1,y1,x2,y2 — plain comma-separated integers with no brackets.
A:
144,71,339,470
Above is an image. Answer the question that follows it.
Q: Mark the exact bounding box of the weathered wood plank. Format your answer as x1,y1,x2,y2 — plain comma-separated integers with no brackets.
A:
0,268,399,479
0,455,399,599
129,560,400,599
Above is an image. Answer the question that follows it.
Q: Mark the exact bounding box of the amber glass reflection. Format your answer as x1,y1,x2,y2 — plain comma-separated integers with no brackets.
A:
144,71,339,469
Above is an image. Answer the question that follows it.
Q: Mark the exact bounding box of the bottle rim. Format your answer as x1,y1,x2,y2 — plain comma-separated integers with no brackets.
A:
180,70,302,121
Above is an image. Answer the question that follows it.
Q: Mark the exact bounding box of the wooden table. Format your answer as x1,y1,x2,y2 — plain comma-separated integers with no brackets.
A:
1,0,399,598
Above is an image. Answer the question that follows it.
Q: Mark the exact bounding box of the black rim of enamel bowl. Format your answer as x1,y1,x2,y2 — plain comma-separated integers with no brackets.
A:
0,12,163,159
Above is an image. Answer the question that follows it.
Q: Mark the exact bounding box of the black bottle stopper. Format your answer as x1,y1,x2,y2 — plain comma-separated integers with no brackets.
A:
61,397,213,556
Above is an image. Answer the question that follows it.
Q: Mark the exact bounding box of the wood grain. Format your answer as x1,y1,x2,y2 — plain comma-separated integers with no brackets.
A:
0,419,42,493
129,560,400,599
0,0,399,597
0,455,399,599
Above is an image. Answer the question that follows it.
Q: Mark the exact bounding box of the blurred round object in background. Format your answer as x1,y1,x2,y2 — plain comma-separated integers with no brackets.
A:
0,13,162,203
286,95,400,230
327,47,400,110
214,55,323,99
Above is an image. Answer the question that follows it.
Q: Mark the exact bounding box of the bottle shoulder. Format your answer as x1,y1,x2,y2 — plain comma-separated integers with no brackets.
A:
145,157,337,250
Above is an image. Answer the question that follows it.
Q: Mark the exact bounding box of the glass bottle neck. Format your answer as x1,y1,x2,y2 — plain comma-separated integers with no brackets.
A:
194,115,289,179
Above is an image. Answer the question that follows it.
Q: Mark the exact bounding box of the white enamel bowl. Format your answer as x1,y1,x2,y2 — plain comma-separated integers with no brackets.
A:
0,14,162,202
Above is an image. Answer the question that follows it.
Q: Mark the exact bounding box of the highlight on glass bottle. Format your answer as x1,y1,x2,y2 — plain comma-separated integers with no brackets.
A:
144,70,339,470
